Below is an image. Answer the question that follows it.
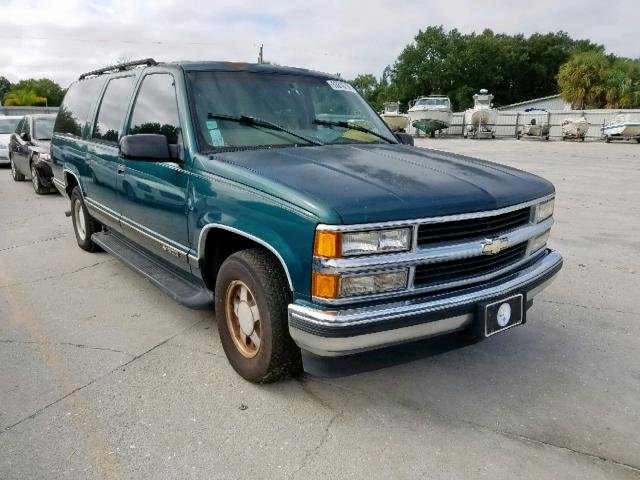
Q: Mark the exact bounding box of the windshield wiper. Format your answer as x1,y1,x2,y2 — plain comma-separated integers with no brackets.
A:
207,113,323,147
313,119,396,144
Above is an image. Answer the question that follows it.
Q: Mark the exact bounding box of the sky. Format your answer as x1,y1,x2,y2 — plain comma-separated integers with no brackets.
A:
0,0,638,88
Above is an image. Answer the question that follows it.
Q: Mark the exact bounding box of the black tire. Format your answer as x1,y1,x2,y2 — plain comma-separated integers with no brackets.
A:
10,154,25,181
605,135,611,143
70,186,101,252
30,161,49,195
215,248,301,383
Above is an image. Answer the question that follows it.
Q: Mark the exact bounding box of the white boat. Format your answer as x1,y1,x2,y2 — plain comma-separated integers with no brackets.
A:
602,114,640,142
407,96,452,137
380,102,409,132
463,89,498,139
561,116,589,141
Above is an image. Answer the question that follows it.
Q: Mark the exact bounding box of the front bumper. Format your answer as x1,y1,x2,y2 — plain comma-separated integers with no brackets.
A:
289,249,562,357
0,147,8,164
33,159,54,186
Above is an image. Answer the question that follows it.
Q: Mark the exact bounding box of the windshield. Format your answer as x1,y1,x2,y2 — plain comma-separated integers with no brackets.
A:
415,98,450,108
34,117,55,140
187,71,395,151
0,117,20,134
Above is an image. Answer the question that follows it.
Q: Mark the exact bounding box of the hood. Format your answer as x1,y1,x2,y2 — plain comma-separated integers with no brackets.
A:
212,144,554,224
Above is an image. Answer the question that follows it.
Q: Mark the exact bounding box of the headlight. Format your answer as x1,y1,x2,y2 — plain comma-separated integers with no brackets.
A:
535,198,554,223
314,228,411,258
312,269,408,299
0,142,7,149
530,229,550,253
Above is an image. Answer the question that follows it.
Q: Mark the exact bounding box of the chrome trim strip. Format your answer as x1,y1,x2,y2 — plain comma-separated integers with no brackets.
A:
314,218,553,273
84,197,120,221
316,194,554,232
119,215,190,256
313,248,547,305
290,314,471,357
290,249,562,327
196,224,293,290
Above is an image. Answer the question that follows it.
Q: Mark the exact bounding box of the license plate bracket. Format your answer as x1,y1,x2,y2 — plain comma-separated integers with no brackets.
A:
481,294,525,337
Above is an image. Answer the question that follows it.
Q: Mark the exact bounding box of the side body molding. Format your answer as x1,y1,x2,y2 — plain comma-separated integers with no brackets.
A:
196,223,294,291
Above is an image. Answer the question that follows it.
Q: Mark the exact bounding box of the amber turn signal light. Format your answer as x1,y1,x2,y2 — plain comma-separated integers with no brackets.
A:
313,231,341,258
312,272,340,299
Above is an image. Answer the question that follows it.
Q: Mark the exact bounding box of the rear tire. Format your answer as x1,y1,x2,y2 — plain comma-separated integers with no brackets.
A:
215,248,301,383
70,186,101,252
31,162,48,195
10,155,25,181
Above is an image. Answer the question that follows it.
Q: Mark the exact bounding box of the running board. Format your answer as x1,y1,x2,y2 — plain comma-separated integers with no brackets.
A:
92,231,213,310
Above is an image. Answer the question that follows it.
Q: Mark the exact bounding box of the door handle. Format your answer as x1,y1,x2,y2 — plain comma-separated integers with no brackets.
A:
117,165,125,174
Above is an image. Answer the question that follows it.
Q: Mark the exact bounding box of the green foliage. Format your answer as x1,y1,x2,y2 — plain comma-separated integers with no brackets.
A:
558,50,640,108
0,76,11,101
3,78,65,106
3,89,47,106
351,26,601,111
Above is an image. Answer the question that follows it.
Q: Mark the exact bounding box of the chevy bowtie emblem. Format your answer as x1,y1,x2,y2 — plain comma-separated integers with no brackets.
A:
482,237,509,255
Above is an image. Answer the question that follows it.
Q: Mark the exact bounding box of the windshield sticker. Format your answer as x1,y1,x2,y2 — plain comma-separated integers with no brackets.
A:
206,120,225,147
326,80,357,93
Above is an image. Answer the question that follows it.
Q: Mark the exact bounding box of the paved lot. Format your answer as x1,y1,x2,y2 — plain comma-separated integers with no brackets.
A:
1,138,639,479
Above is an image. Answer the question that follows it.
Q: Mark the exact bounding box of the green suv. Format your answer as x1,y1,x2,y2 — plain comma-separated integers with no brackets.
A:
51,59,562,382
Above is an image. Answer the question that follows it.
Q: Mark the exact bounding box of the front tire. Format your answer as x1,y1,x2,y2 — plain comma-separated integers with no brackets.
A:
10,155,25,181
31,162,48,195
70,186,101,252
215,248,301,383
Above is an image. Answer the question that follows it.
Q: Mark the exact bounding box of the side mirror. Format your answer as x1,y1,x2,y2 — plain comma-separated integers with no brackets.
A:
21,132,31,142
394,132,414,146
120,134,171,161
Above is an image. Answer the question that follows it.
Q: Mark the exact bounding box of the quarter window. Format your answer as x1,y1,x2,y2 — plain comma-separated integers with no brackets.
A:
54,77,104,137
92,76,135,144
128,74,181,145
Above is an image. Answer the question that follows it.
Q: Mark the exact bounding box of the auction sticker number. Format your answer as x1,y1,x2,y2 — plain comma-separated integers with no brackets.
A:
327,80,356,93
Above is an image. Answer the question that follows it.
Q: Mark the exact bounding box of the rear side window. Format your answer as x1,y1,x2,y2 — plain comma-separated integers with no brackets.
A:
128,74,181,144
92,76,135,144
54,78,103,137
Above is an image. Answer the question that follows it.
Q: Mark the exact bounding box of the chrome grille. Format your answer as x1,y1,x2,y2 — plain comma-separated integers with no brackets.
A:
417,207,531,247
413,243,528,287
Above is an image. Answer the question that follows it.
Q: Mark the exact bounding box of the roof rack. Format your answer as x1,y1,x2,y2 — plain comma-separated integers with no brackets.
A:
78,58,158,80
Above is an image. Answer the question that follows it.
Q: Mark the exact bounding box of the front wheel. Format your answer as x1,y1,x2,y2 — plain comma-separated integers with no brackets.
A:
215,248,301,383
31,162,48,195
70,186,101,252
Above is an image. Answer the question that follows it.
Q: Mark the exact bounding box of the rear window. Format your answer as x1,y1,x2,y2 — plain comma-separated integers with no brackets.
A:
92,76,135,144
54,77,104,137
0,117,20,134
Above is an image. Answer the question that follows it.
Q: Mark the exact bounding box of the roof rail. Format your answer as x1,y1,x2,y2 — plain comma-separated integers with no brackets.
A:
78,58,158,80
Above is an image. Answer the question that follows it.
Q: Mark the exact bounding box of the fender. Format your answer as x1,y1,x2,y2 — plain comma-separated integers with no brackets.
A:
196,223,294,291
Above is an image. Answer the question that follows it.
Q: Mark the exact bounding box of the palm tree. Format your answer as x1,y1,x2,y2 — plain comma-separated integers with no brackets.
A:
3,89,47,106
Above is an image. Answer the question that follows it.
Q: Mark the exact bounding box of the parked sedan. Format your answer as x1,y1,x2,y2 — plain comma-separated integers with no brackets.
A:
0,115,22,166
9,114,57,194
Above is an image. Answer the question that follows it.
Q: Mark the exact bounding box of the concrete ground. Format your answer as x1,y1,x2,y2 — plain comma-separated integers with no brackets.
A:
0,138,639,479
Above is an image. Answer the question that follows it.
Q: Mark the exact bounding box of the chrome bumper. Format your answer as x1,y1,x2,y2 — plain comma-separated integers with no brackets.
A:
288,249,562,357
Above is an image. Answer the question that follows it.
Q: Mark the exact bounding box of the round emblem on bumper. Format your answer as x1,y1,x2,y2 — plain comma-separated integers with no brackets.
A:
497,303,512,327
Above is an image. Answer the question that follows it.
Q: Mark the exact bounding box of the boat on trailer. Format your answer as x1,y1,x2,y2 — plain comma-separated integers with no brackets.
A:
407,96,452,137
463,89,498,139
380,102,410,132
561,116,589,141
602,114,640,143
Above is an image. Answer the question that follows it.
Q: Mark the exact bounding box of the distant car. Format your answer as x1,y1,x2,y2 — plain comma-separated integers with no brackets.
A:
0,115,22,166
9,114,57,194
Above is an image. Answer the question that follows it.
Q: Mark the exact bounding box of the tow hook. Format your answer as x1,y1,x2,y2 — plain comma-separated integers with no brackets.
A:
65,210,72,217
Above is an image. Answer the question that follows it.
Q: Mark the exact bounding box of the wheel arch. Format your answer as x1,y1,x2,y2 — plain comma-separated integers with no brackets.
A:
197,224,293,292
63,169,82,197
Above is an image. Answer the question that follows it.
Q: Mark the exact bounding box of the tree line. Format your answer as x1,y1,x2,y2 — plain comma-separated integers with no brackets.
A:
350,26,640,112
0,77,66,107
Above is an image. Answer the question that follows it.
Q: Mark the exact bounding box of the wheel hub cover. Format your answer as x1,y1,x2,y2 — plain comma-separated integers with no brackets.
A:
237,302,255,336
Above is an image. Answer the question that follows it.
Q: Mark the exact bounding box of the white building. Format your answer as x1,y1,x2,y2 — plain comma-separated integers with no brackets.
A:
497,94,570,112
